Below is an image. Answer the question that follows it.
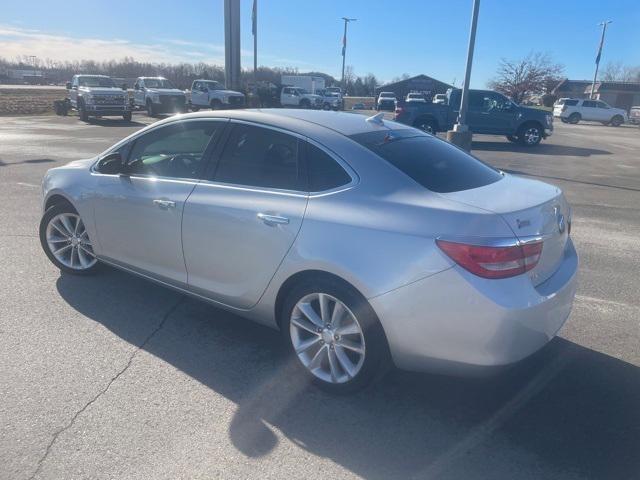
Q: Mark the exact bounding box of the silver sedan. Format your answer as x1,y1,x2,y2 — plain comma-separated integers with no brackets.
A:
40,109,578,393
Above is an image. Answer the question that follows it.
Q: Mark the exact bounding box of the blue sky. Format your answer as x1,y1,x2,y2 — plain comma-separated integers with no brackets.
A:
1,0,639,87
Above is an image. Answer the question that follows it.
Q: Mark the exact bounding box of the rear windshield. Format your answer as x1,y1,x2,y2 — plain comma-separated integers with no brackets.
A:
350,130,502,193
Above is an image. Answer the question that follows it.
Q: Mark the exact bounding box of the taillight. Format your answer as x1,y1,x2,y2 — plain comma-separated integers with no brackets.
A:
436,239,543,279
561,105,567,112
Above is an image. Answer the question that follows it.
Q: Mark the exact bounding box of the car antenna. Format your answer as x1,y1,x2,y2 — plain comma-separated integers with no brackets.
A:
365,112,386,126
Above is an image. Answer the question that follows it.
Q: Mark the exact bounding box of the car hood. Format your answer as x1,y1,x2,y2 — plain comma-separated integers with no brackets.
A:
518,105,550,119
213,89,245,97
147,88,185,96
64,158,96,169
79,87,126,95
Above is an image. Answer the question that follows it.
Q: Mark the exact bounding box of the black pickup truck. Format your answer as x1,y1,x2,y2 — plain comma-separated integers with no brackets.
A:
394,88,553,146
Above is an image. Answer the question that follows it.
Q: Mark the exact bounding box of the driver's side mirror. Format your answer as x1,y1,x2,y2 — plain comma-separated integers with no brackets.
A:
97,152,124,175
65,82,72,90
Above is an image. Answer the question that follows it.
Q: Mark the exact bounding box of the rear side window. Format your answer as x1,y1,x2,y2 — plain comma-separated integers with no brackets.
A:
564,99,579,106
350,131,502,193
582,100,597,108
305,143,351,191
213,124,302,191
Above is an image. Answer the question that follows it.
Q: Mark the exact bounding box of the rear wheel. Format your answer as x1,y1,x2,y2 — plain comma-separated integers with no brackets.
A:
610,115,624,127
282,278,388,393
39,203,100,275
567,113,581,124
517,123,543,146
210,99,222,110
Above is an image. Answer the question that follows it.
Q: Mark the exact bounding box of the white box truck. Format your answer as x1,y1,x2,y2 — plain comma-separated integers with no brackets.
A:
281,75,325,94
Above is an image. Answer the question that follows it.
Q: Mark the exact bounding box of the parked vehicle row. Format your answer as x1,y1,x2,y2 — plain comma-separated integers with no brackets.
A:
395,88,553,146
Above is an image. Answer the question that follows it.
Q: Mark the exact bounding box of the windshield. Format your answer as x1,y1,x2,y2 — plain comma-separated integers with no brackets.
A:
78,76,115,88
350,130,502,193
144,78,176,89
293,88,308,94
380,92,395,98
204,81,223,90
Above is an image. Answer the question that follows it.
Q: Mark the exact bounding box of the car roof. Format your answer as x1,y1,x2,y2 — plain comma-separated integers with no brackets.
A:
139,76,167,80
77,74,109,77
156,109,409,137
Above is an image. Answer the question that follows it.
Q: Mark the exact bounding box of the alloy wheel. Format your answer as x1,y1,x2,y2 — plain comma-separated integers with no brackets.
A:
45,213,97,270
523,127,541,145
290,293,366,384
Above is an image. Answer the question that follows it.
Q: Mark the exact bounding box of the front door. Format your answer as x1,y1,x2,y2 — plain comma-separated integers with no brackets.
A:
191,81,205,107
134,79,145,106
580,100,599,121
467,91,516,134
182,122,308,309
92,119,225,286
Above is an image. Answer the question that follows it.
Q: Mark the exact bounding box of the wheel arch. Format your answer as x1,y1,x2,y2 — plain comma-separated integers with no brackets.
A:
45,193,76,212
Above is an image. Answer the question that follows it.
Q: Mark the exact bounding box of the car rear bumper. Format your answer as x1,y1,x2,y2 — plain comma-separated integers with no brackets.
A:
369,238,578,375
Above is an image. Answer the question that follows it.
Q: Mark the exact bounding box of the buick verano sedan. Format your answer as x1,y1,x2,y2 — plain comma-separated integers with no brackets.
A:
40,109,578,392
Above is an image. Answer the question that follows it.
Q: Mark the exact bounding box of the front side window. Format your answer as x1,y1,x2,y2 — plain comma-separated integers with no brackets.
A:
350,130,502,193
582,100,597,108
127,121,222,179
596,101,610,109
212,124,301,191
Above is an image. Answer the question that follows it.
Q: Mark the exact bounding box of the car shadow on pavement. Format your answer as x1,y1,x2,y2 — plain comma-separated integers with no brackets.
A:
83,117,147,127
0,158,56,167
56,268,640,480
471,141,611,157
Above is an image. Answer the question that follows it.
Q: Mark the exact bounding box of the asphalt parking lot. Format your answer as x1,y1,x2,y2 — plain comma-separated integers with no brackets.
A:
1,113,639,480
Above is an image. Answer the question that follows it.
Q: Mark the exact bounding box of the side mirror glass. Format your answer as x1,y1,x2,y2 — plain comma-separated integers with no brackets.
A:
66,82,72,90
97,152,124,175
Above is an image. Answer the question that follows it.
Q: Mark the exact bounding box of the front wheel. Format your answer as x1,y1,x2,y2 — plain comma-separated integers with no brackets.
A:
210,99,222,110
78,102,89,122
122,111,132,122
39,203,100,275
146,100,156,117
567,113,581,124
414,118,438,134
610,115,624,127
282,279,388,393
517,124,543,146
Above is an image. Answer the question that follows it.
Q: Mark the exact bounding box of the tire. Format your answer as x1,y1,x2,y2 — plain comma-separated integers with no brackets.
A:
281,277,389,394
146,100,156,117
506,135,519,143
413,117,438,134
210,99,222,110
560,118,568,123
517,123,543,146
39,203,100,275
191,105,200,112
567,113,581,124
122,111,132,122
78,101,89,122
299,99,311,109
610,115,624,127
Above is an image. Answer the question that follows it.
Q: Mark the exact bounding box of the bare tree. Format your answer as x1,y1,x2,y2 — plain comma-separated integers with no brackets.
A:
601,61,640,82
488,52,564,103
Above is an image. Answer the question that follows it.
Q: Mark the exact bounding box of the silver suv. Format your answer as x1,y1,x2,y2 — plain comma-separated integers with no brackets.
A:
553,98,628,126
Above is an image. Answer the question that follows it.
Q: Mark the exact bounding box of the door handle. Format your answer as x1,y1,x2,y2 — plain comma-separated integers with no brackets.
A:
257,213,289,226
153,199,176,209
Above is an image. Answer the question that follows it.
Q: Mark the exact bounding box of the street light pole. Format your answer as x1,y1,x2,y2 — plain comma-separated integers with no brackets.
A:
590,20,612,99
340,17,357,92
447,0,480,151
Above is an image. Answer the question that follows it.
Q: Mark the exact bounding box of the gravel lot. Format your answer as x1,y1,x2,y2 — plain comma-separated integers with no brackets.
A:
1,113,639,480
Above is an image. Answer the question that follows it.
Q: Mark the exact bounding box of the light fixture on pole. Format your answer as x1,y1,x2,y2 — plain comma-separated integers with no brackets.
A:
590,20,612,99
340,17,357,92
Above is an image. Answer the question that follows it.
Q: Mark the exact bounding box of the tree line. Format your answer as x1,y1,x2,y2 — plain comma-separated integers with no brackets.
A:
0,56,381,95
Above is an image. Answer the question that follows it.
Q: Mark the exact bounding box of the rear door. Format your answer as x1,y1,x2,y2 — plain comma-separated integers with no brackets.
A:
580,100,599,121
182,121,308,308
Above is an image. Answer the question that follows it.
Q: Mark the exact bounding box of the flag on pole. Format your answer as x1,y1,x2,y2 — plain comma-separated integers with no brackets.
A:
252,0,257,36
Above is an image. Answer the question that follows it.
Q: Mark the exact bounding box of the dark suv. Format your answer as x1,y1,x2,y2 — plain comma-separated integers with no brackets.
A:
394,89,553,146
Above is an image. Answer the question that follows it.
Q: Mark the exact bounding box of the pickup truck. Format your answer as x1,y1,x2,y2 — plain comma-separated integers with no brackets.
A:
189,79,245,110
66,75,131,122
394,88,553,146
280,86,323,109
132,77,187,117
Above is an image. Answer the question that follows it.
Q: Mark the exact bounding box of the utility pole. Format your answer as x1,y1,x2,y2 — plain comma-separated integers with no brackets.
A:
590,20,611,99
224,0,241,91
252,0,258,81
446,0,480,151
340,17,357,92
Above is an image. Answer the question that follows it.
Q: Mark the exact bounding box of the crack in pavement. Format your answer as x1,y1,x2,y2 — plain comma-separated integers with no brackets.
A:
28,296,185,480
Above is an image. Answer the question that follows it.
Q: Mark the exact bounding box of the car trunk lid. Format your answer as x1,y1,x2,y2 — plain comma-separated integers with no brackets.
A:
439,174,569,285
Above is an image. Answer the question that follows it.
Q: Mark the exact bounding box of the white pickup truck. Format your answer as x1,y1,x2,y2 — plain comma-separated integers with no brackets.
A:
189,79,245,110
280,86,323,109
132,77,187,117
66,75,131,122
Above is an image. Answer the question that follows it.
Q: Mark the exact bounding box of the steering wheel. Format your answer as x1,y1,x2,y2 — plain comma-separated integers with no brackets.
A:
167,154,196,177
